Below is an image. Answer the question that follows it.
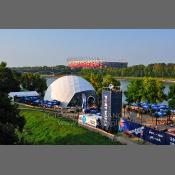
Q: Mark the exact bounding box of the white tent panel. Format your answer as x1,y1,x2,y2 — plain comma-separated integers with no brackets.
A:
8,91,39,98
8,91,39,101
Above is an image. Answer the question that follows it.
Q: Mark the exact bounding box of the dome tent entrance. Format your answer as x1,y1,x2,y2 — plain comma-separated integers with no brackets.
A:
44,75,96,108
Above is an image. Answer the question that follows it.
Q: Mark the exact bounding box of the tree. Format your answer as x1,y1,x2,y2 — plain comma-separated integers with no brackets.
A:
12,63,175,78
102,75,120,90
0,92,25,144
142,77,165,103
124,79,144,103
168,83,175,99
0,61,25,144
166,109,172,125
83,72,121,107
149,107,154,123
168,83,175,109
20,73,47,96
83,72,103,96
138,108,143,124
0,62,21,93
0,61,7,68
125,77,166,105
168,99,175,109
154,113,159,126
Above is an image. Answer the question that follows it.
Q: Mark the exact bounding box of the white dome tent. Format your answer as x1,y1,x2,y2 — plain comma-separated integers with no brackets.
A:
44,75,96,108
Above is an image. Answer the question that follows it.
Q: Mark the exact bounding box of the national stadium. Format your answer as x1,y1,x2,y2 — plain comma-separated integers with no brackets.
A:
67,57,128,69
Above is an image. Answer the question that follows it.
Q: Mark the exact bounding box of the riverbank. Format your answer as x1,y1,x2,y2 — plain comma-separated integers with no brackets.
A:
114,76,175,83
41,74,175,83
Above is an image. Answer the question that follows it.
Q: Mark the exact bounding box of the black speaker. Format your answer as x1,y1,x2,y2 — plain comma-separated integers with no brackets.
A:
111,91,122,116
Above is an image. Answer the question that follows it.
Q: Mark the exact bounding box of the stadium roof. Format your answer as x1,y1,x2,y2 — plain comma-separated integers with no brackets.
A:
67,57,127,63
44,75,95,108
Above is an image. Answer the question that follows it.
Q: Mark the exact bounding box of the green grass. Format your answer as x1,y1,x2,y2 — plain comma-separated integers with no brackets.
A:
18,107,121,145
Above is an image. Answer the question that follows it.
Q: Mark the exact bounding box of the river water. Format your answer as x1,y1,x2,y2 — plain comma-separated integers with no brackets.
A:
46,77,171,104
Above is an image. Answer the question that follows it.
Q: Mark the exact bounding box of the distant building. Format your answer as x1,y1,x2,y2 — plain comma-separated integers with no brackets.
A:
67,57,128,69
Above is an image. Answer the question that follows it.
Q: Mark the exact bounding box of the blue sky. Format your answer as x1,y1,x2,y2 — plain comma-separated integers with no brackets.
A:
0,29,175,67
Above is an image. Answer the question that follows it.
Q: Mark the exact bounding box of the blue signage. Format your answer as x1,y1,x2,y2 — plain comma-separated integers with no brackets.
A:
165,133,175,145
143,127,166,145
101,91,111,129
120,119,175,145
82,115,86,124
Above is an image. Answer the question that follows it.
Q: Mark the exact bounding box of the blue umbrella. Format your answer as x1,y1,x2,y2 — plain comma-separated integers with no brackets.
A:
157,112,163,117
141,103,146,107
52,100,60,105
46,101,55,108
159,104,165,108
43,100,49,104
33,99,40,104
151,103,157,107
157,111,167,117
152,106,159,111
143,105,149,110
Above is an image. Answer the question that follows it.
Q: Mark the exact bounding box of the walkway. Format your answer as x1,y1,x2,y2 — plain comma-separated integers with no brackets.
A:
79,122,138,145
114,136,137,145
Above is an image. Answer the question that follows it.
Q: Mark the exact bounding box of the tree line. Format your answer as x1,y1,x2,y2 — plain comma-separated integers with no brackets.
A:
80,63,175,78
124,77,175,109
20,73,47,96
12,63,175,78
103,63,175,78
9,66,47,96
11,65,80,75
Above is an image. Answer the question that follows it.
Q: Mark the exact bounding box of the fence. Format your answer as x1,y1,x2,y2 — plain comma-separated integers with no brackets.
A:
120,119,175,145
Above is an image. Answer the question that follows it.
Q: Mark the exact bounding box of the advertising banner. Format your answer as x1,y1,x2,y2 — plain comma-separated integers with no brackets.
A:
120,118,175,145
165,133,175,145
81,93,87,110
143,127,166,145
78,114,97,127
101,90,111,130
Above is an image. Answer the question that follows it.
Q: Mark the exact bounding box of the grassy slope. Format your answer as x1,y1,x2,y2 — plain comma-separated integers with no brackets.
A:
19,108,120,145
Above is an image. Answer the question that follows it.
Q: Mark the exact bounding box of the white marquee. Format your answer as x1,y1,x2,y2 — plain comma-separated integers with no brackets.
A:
44,75,95,108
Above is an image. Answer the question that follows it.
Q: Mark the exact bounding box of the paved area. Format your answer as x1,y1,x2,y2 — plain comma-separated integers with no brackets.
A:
122,109,175,131
79,123,139,145
114,136,137,145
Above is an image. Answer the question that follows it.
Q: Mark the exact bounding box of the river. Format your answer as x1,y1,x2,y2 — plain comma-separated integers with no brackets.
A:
46,77,171,104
